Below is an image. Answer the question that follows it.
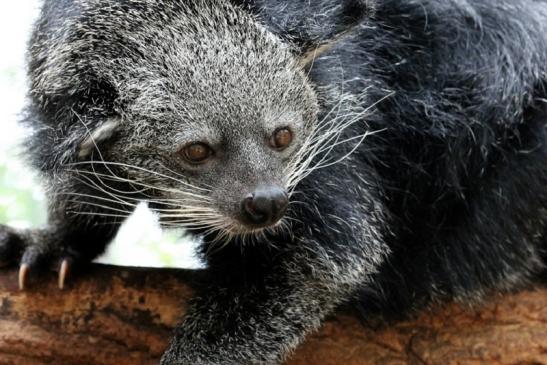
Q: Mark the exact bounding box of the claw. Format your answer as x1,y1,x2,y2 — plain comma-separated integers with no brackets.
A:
19,263,30,290
58,259,69,290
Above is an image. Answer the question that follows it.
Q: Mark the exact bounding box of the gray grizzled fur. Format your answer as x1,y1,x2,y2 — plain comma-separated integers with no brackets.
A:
0,0,546,364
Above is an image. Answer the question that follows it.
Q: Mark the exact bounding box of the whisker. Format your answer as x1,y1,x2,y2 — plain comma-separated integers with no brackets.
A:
58,192,137,208
68,168,213,202
157,161,214,190
72,175,130,206
65,199,133,215
284,92,393,193
66,160,211,193
64,176,206,211
67,211,131,219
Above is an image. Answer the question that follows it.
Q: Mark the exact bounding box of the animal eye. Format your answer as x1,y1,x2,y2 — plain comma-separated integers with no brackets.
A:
180,143,213,164
270,128,293,150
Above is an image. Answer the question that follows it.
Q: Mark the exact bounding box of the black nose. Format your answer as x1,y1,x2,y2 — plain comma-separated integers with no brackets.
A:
241,186,289,226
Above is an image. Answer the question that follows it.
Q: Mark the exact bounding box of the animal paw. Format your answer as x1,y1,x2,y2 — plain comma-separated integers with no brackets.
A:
18,246,78,290
0,224,78,290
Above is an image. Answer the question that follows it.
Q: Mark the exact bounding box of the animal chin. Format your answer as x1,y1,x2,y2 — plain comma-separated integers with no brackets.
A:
224,219,284,236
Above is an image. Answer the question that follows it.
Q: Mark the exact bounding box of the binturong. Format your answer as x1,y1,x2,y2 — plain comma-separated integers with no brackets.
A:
1,0,547,364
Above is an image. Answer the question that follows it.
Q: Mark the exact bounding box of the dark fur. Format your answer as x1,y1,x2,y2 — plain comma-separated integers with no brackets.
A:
1,0,546,364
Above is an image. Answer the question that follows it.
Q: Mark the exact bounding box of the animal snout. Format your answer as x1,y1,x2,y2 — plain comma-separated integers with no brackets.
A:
241,186,289,226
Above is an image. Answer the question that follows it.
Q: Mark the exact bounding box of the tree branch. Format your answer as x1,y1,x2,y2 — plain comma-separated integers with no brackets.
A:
0,264,545,365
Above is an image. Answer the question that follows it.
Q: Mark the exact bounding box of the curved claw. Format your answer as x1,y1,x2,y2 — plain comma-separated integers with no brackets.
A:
18,263,30,291
58,259,69,290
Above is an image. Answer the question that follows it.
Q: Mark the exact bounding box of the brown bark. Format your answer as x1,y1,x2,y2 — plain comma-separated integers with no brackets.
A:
0,264,546,365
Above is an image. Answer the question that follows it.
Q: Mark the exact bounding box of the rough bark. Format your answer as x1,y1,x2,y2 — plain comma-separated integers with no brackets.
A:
0,264,545,365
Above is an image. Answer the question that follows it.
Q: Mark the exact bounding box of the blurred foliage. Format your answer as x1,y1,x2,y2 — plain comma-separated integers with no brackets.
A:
0,150,47,229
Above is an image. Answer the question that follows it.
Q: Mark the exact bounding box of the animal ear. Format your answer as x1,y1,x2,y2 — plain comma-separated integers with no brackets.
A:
248,0,375,66
297,25,363,67
296,0,375,67
78,119,120,159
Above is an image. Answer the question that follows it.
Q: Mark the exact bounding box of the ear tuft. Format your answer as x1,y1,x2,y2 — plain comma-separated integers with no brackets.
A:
250,0,376,66
298,0,375,66
78,119,120,159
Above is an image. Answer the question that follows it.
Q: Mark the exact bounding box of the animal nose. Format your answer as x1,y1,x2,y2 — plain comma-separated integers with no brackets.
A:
241,186,289,226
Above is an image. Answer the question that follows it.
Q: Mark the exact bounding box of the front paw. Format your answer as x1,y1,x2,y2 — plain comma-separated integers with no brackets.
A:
160,337,283,365
160,349,209,365
0,224,81,290
160,343,237,365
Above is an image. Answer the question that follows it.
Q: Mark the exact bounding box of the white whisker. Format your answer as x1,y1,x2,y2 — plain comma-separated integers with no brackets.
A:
65,199,133,215
66,160,211,193
284,92,393,194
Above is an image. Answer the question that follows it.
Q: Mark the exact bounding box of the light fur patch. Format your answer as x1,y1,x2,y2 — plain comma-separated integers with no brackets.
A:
78,119,120,159
299,25,362,67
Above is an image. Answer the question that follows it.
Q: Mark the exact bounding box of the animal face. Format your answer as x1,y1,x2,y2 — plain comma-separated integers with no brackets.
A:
62,0,369,241
67,0,319,239
113,49,319,237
